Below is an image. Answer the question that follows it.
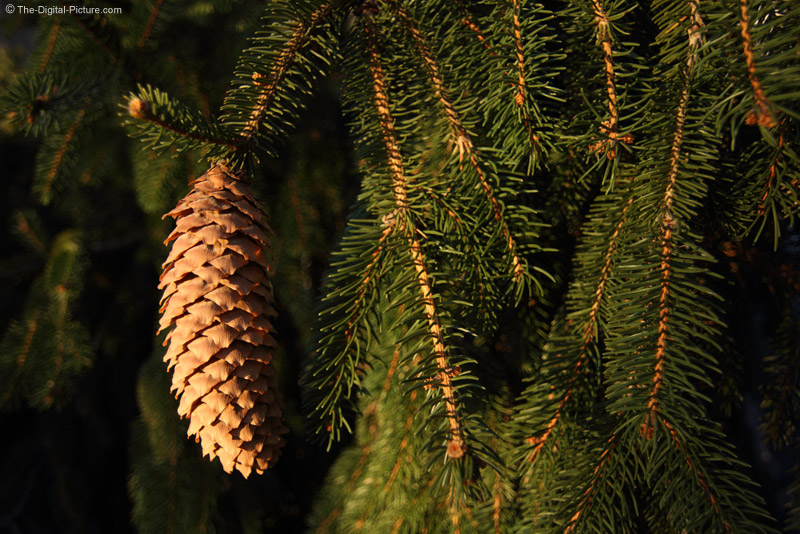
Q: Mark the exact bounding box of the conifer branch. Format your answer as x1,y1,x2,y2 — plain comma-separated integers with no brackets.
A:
492,475,503,534
642,0,704,439
138,0,165,50
454,0,494,54
364,17,466,456
383,391,417,494
388,2,472,159
0,315,39,407
526,196,632,462
757,128,785,217
512,0,526,109
318,442,373,532
661,416,733,533
563,438,617,534
42,107,85,200
738,0,776,128
353,388,419,532
38,19,61,73
344,225,393,343
509,0,543,165
316,349,403,534
126,92,237,151
238,3,334,147
408,236,466,455
586,0,634,158
388,2,525,282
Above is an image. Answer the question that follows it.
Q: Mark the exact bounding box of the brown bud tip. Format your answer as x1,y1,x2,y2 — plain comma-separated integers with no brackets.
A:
745,109,758,126
128,97,149,119
446,439,467,459
758,111,776,129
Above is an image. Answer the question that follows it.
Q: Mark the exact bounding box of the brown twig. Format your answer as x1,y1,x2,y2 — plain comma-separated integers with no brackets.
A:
586,0,634,158
739,0,776,128
364,17,466,456
238,3,334,145
526,196,633,461
137,0,164,49
661,416,733,533
642,0,704,439
388,3,525,282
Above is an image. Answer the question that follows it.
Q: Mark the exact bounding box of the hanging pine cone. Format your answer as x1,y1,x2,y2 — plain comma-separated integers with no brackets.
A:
157,163,287,478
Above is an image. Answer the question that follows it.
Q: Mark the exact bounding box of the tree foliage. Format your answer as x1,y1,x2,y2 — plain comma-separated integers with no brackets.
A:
1,0,799,532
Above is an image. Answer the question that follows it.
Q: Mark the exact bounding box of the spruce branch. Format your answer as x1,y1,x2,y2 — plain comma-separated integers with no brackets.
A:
525,195,633,462
4,71,90,138
473,0,561,172
125,86,237,154
363,16,467,456
137,0,166,50
645,415,777,533
511,0,526,110
457,4,494,55
0,230,91,410
563,437,618,534
236,3,335,146
641,0,705,439
585,0,635,159
738,0,777,128
387,1,526,286
509,0,547,160
313,348,402,533
38,107,86,204
303,216,396,443
220,0,341,166
38,18,62,73
756,129,786,218
660,416,732,533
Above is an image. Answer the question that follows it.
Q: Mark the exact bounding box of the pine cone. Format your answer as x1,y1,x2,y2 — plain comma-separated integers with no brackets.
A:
157,163,287,478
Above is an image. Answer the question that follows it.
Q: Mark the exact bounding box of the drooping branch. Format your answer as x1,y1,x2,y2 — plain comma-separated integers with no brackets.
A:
454,0,494,54
738,0,776,128
42,107,86,199
586,0,634,158
526,196,633,462
315,349,404,534
38,19,62,73
364,17,466,455
388,3,525,282
661,416,734,533
237,2,335,147
512,0,526,108
137,0,165,50
509,0,541,158
642,0,704,439
757,127,785,216
563,438,617,534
